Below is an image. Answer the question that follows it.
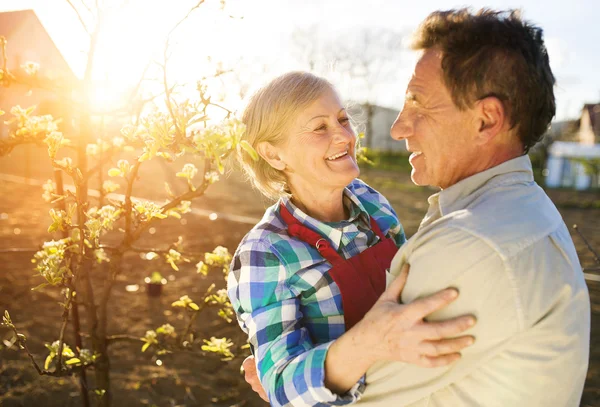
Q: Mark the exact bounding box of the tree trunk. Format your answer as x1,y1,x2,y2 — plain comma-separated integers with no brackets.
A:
94,346,111,407
365,103,374,150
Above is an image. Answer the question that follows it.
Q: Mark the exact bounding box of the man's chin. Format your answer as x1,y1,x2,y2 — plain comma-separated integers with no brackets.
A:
410,170,429,187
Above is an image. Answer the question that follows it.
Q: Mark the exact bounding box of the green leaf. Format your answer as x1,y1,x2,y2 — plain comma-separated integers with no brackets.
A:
44,354,53,370
108,168,121,177
138,152,150,162
31,282,49,291
240,140,259,161
188,302,200,311
66,357,81,365
167,260,179,271
141,342,150,353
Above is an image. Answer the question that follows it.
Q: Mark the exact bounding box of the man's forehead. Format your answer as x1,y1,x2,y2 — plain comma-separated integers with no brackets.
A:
407,49,443,92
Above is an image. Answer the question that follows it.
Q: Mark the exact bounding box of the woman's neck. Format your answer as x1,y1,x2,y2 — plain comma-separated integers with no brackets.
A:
290,186,348,223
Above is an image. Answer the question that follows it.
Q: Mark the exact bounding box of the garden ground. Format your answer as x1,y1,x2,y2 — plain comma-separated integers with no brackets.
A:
0,146,599,406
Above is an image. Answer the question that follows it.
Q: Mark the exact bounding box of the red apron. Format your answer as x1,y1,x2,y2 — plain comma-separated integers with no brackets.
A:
279,204,398,330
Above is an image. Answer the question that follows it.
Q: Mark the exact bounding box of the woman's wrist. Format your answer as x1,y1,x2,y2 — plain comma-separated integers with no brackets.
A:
324,319,378,394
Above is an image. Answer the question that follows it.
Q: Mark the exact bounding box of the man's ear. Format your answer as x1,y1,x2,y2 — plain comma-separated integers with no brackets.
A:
256,141,286,171
474,96,506,145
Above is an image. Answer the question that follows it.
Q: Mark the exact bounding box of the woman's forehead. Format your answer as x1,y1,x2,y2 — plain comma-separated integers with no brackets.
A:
295,88,345,121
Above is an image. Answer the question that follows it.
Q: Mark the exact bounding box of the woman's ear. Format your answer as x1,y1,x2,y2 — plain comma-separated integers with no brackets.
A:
474,96,507,145
256,141,286,171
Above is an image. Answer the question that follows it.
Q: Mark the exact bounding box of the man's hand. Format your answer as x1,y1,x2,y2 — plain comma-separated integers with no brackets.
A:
358,263,476,367
242,355,268,402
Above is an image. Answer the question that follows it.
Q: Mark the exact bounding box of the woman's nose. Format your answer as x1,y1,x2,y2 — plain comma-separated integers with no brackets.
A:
333,123,355,143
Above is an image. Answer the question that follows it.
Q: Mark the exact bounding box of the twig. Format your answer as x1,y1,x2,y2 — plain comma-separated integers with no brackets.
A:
128,159,212,243
4,322,44,375
182,305,205,346
163,0,207,140
0,248,39,253
2,318,85,377
97,244,199,259
573,225,600,265
66,0,92,36
84,147,117,182
105,334,144,345
209,101,233,118
79,0,93,15
55,287,75,371
123,161,143,248
166,0,206,40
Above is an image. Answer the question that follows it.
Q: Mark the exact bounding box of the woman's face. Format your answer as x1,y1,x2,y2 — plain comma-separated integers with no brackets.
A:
275,87,360,196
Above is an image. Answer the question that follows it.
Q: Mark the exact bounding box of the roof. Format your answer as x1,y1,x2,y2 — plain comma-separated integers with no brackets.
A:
549,141,600,158
0,9,31,37
0,9,77,80
583,103,600,136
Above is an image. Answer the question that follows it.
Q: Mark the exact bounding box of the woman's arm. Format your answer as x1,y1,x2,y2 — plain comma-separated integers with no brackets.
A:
229,239,358,406
238,265,476,400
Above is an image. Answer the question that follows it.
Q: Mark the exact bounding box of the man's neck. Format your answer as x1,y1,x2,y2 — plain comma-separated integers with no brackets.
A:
442,143,523,190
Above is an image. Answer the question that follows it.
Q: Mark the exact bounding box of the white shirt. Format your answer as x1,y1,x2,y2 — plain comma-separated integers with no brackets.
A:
359,156,591,407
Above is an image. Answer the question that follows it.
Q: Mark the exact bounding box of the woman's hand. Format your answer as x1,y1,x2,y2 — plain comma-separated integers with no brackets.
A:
325,263,476,394
242,355,269,402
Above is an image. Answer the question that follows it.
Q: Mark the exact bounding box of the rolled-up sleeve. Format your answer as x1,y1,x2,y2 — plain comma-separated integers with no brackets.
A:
228,240,363,407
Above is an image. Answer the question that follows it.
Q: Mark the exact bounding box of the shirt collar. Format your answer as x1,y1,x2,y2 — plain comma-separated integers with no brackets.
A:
426,155,534,220
279,184,371,251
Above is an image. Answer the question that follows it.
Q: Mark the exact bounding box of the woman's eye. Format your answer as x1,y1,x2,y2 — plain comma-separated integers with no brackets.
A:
315,124,327,131
339,117,350,125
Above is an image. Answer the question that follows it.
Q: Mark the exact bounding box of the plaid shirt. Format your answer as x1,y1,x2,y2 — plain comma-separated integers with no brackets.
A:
227,179,405,407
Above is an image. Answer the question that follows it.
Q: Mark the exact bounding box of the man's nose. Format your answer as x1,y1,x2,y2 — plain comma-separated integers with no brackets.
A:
391,110,413,140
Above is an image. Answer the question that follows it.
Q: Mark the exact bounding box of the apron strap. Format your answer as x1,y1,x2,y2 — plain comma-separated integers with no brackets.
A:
368,215,386,240
279,203,345,265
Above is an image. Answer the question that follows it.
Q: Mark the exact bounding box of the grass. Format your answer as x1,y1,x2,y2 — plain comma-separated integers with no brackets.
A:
359,149,413,173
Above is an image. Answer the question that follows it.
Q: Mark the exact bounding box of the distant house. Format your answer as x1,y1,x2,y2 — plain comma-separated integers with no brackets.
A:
545,142,600,190
545,103,600,190
0,9,78,139
578,103,600,145
349,103,406,152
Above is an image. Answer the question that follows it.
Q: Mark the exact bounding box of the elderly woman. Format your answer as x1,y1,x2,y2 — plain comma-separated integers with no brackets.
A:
227,72,475,407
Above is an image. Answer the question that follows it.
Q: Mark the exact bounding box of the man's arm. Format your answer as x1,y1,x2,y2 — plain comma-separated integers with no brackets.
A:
361,226,521,406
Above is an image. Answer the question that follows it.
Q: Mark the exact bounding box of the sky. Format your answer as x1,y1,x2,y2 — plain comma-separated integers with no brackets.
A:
1,0,599,121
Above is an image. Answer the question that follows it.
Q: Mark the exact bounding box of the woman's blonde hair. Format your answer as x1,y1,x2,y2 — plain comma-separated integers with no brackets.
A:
239,71,334,200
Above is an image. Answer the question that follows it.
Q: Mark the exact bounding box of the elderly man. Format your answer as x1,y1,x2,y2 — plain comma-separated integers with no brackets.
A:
242,8,590,406
358,8,590,406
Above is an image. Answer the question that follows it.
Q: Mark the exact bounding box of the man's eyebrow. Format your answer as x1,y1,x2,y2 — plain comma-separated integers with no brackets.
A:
405,92,418,102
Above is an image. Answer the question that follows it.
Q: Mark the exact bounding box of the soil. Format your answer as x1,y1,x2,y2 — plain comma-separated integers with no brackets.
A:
0,146,599,406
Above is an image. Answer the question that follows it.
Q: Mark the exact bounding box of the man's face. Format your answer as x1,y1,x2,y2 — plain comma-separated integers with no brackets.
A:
391,49,478,189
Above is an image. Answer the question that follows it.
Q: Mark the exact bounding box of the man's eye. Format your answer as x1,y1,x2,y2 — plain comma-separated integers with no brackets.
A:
339,117,350,124
315,124,327,131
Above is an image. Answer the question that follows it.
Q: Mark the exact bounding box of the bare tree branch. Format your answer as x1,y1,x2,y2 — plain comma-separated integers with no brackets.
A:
66,0,92,36
573,224,600,265
166,0,206,41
